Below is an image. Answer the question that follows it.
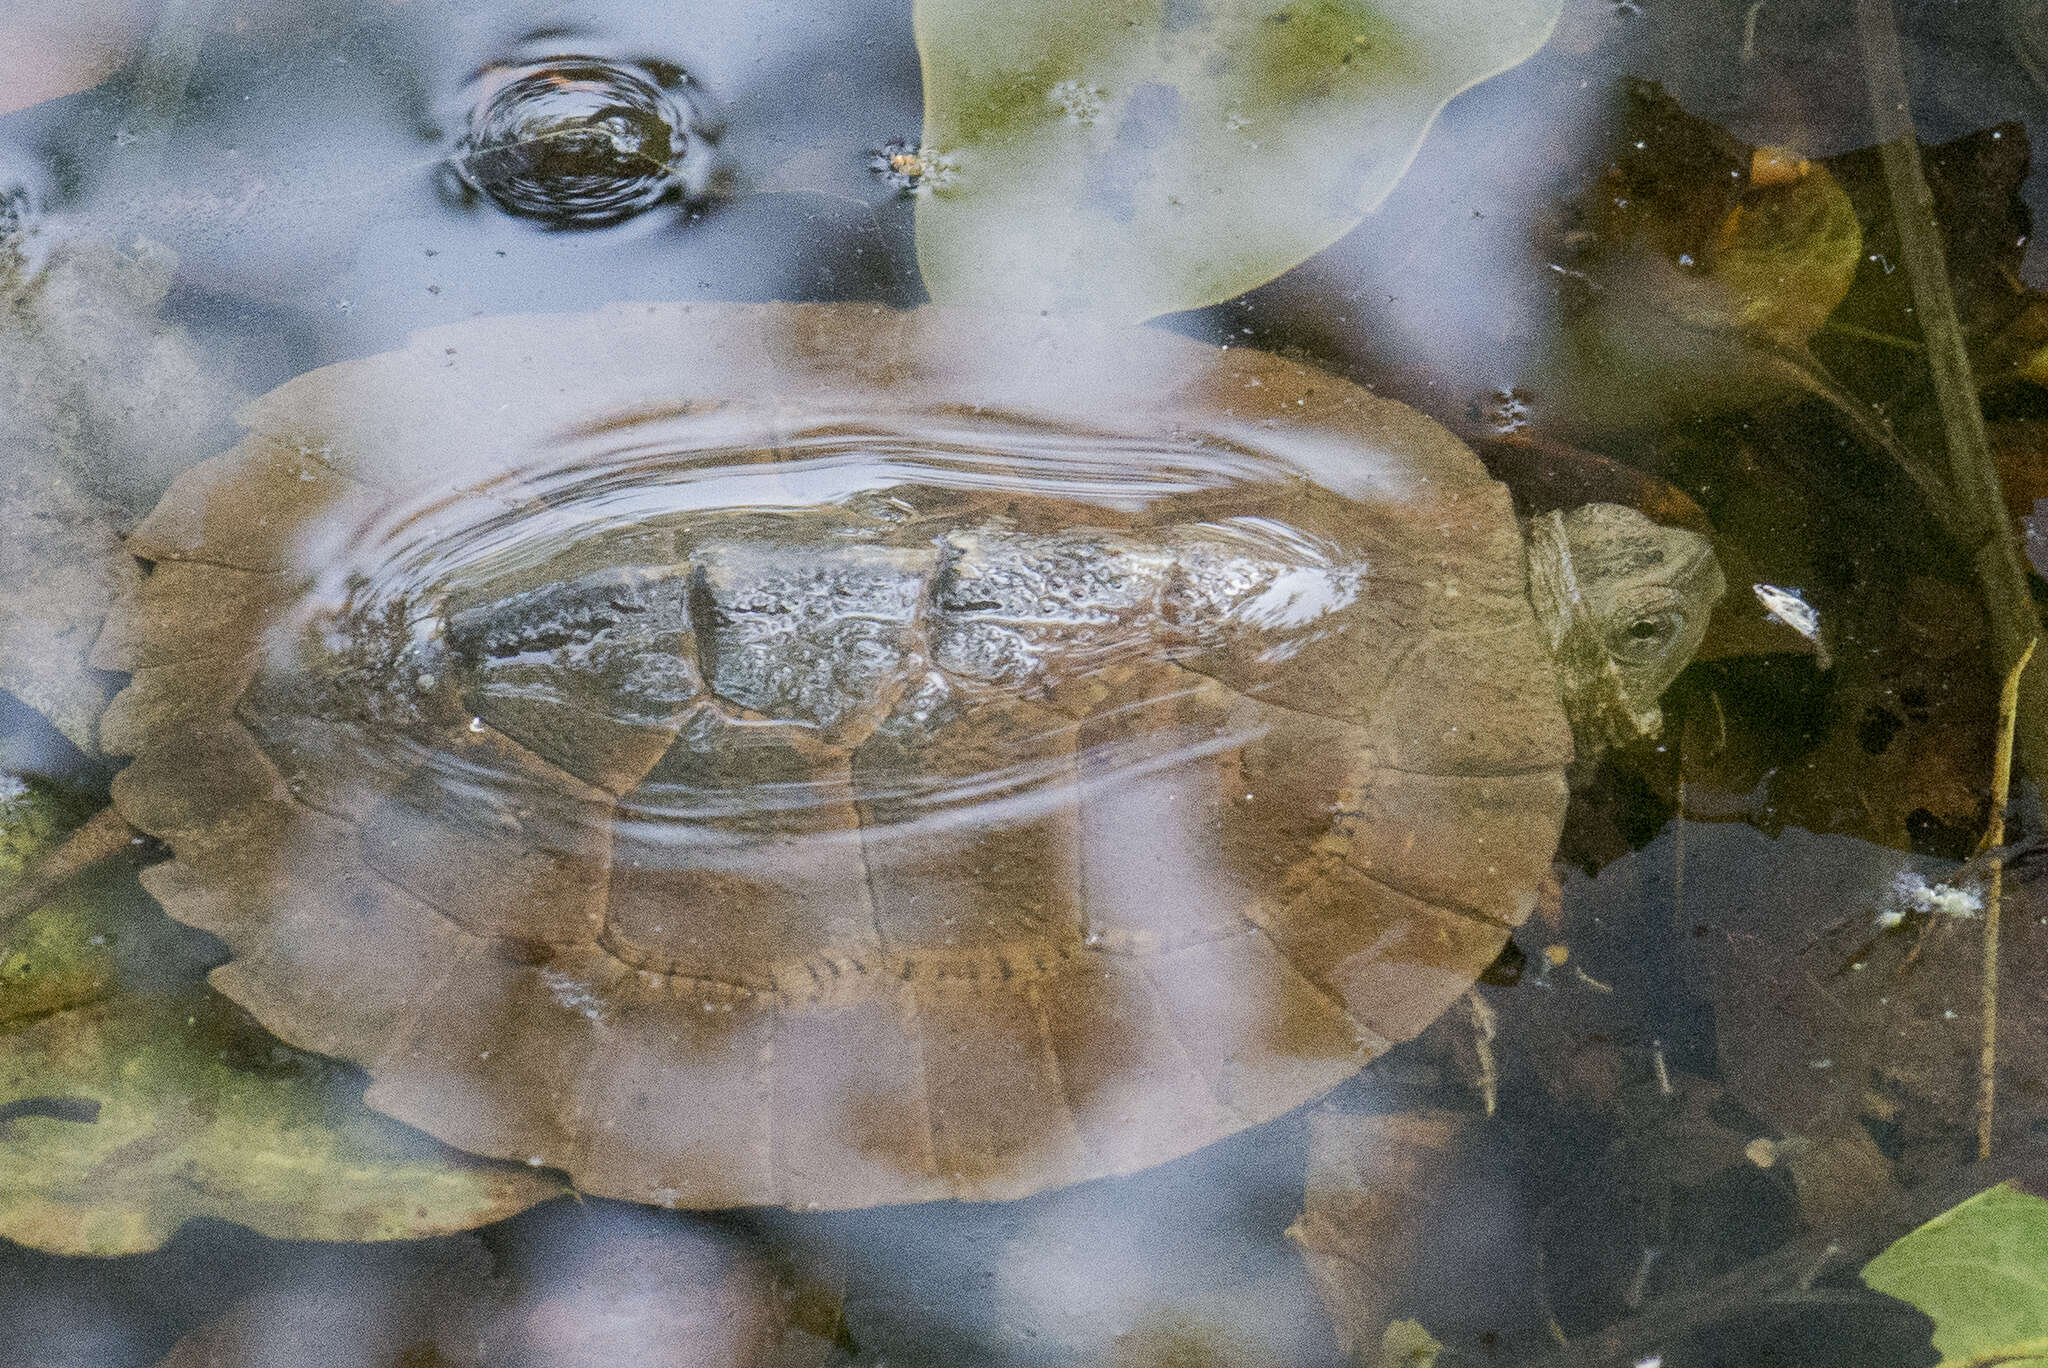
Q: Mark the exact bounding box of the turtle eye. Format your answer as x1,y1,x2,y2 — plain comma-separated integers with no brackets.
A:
1613,609,1681,661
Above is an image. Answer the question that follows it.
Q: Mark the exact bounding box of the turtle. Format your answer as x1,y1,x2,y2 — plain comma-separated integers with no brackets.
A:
90,300,1724,1211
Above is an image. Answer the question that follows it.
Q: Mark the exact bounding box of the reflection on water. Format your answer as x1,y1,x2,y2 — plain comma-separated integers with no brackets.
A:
2,0,2046,1365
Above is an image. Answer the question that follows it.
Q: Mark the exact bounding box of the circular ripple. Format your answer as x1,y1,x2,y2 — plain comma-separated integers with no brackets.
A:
450,56,716,228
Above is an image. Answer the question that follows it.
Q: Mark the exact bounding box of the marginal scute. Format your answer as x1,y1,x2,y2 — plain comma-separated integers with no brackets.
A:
102,302,1585,1209
1039,953,1235,1174
913,975,1088,1197
1140,930,1369,1121
202,812,483,1063
559,967,777,1209
1257,865,1509,1045
124,437,365,571
769,980,941,1207
99,654,261,758
364,942,605,1177
111,724,293,874
1338,767,1569,926
91,563,293,671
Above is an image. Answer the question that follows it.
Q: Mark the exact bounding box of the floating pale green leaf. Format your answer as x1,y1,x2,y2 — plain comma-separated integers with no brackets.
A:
1862,1183,2048,1368
911,0,1560,323
0,990,561,1256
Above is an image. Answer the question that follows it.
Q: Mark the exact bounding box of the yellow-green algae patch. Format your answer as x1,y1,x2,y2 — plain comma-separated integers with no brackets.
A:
0,989,562,1255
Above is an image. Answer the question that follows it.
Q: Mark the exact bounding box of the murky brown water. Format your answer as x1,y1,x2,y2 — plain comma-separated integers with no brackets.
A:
4,1,2048,1365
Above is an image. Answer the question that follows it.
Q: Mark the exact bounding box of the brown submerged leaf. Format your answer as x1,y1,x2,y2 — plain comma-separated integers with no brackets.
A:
1573,90,1861,354
0,465,138,753
1576,820,2048,1195
2,236,242,520
1286,1108,1473,1360
1531,81,1864,437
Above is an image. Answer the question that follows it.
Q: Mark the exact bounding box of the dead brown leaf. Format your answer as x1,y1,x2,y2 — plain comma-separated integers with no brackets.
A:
0,464,138,752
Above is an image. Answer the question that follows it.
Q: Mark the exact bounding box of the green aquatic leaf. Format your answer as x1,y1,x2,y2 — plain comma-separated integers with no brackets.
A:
0,780,121,1023
0,773,78,888
1694,155,1862,348
0,989,561,1255
0,883,118,1025
1372,1319,1444,1368
1862,1183,2048,1368
911,0,1560,324
0,777,556,1254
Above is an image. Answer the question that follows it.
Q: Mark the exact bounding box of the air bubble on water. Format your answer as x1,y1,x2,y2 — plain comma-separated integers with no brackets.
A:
448,53,719,228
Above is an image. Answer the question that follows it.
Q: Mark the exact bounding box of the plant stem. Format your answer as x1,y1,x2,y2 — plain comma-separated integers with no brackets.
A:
1819,320,1924,353
1978,640,2034,1160
1856,0,2048,779
104,0,217,191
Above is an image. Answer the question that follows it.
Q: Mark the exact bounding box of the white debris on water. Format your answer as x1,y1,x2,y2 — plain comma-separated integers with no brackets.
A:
1875,870,1983,928
1752,583,1829,668
1047,80,1105,124
869,140,959,194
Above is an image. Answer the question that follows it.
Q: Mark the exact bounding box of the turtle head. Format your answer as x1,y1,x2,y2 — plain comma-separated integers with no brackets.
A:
1525,503,1725,755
